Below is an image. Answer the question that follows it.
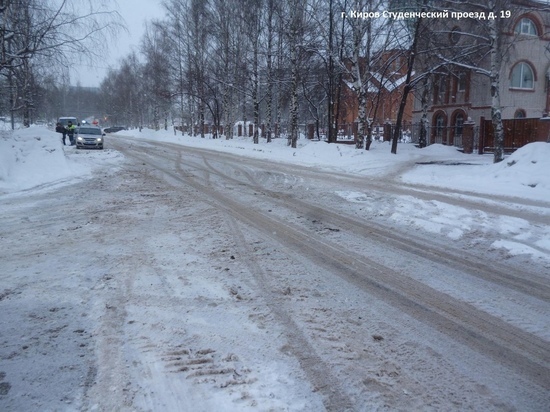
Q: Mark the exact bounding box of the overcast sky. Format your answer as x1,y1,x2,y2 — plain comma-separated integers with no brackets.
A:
71,0,165,88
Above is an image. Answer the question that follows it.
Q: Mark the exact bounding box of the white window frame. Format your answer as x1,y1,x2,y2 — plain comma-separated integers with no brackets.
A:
515,18,537,36
511,62,534,89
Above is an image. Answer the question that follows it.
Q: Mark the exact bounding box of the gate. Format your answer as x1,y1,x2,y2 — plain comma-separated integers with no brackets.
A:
406,123,480,151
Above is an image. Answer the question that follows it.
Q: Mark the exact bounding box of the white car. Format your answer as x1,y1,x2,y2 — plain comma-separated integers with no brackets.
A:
76,125,105,149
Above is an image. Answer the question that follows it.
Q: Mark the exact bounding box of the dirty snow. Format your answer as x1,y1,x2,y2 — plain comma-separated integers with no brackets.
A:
0,124,549,411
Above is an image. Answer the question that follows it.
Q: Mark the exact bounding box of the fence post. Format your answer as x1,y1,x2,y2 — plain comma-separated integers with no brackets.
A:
383,122,392,142
462,118,475,154
478,116,485,155
307,123,314,139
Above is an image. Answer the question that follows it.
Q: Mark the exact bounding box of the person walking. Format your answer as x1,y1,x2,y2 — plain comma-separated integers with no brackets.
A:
55,122,67,145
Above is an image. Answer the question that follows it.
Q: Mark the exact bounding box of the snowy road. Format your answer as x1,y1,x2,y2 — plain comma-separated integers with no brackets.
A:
1,137,549,411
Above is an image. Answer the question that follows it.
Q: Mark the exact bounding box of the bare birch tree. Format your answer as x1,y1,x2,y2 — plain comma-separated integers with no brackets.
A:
286,0,303,148
210,0,238,139
388,0,429,154
141,23,173,130
264,0,278,143
284,0,317,148
161,0,190,134
346,0,391,150
1,0,121,128
429,0,514,163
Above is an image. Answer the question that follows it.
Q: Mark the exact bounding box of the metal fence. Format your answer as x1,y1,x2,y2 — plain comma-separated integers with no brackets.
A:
396,123,479,151
328,123,476,148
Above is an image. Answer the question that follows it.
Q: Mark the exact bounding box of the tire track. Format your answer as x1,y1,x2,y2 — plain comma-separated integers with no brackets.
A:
114,141,550,391
193,150,549,301
140,139,550,221
125,142,549,302
223,215,355,411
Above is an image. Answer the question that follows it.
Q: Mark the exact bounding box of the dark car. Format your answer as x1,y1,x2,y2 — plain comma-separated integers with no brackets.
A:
103,126,127,133
76,126,105,149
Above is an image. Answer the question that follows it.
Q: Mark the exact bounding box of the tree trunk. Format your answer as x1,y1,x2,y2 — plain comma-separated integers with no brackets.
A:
224,84,232,139
418,75,430,148
253,38,260,144
289,60,299,148
288,2,301,149
350,33,364,150
489,5,504,163
329,2,347,144
199,91,205,138
266,0,274,143
391,16,422,154
327,0,335,144
356,92,367,149
266,68,273,143
365,124,373,150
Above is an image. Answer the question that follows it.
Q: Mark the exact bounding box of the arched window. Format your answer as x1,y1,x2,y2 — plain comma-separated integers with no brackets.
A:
515,18,537,36
433,112,447,145
435,114,445,136
511,62,534,89
514,109,526,118
454,113,464,136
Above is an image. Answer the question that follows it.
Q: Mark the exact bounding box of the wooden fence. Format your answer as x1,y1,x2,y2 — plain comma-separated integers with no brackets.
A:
481,117,550,153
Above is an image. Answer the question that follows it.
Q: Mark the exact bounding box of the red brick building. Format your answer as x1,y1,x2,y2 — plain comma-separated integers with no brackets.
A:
337,50,414,138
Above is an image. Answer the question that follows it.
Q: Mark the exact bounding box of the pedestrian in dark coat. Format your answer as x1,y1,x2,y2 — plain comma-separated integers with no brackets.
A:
55,122,67,145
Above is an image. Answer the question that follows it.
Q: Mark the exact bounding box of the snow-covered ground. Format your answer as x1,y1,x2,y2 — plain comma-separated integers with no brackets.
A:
1,124,549,411
2,125,549,260
3,125,550,200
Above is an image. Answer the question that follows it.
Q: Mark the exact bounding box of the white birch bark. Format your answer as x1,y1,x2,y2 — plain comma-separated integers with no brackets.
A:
489,1,505,163
288,1,301,149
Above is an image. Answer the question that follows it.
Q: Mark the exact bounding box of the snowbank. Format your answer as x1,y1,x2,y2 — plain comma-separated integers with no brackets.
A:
0,126,128,195
2,126,550,203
